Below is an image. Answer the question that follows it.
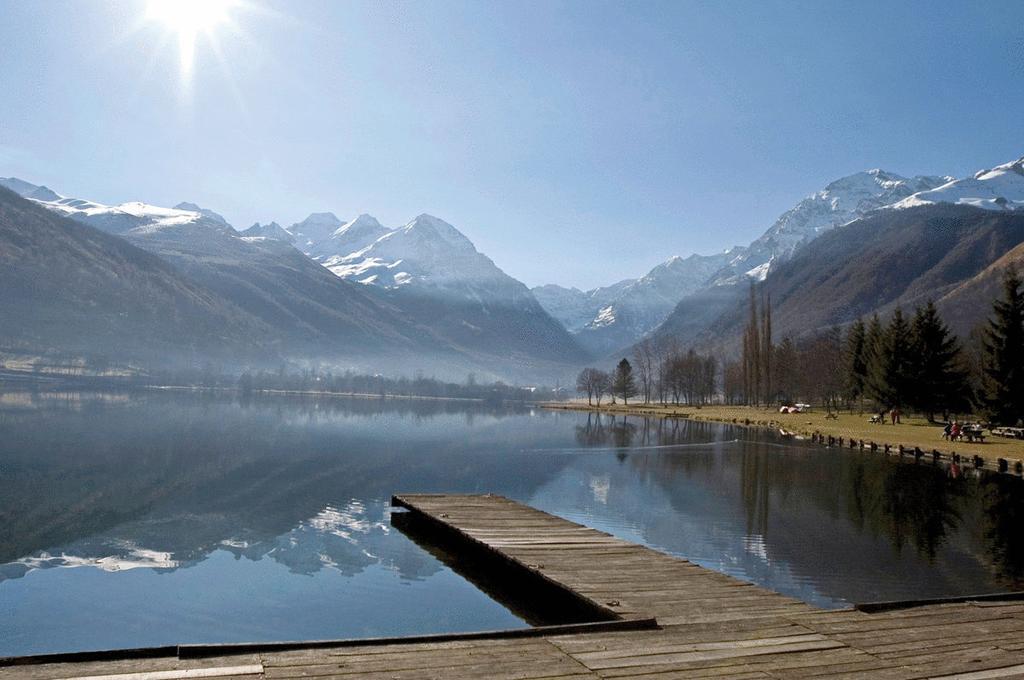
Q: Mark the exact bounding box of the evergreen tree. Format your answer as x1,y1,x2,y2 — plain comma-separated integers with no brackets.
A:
865,309,914,410
843,318,867,409
612,358,639,405
910,302,969,421
981,268,1024,425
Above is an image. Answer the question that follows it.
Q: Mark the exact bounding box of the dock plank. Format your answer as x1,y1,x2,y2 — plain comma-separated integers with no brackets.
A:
8,494,1024,680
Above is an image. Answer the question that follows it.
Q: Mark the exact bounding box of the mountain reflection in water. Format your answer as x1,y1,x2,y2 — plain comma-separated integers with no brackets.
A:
2,392,1023,656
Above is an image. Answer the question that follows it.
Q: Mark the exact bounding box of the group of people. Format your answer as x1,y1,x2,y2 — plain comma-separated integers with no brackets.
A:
871,408,903,424
943,421,982,441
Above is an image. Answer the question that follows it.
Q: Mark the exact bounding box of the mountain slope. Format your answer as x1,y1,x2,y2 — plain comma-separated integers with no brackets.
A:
294,211,587,367
894,156,1024,212
536,169,950,357
936,240,1024,336
0,187,270,365
288,212,344,251
651,204,1024,355
8,178,584,379
710,170,952,286
2,179,465,370
311,214,388,263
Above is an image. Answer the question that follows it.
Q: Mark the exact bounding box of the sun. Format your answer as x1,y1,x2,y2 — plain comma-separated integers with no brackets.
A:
146,0,239,77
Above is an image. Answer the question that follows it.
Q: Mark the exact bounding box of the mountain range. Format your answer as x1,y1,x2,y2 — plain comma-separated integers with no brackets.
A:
534,169,954,355
640,155,1024,356
2,153,1023,382
0,179,584,380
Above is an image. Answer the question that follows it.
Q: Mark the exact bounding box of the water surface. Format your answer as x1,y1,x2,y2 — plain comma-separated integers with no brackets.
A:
2,390,1023,656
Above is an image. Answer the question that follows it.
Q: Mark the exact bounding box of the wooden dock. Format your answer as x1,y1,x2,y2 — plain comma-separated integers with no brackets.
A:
5,493,1024,679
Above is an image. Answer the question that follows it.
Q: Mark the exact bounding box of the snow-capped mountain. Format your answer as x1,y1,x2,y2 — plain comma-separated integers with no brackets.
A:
174,202,230,226
531,283,623,333
321,214,502,290
241,221,295,242
893,156,1024,212
288,212,344,251
534,168,952,356
0,178,233,237
0,177,60,201
710,169,952,285
310,214,388,262
3,176,586,377
534,252,735,355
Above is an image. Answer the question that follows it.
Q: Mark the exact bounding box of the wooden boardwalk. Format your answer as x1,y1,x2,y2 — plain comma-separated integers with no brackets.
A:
5,494,1024,679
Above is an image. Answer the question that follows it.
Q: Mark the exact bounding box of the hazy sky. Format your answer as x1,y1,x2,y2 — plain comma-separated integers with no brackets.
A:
2,1,1022,288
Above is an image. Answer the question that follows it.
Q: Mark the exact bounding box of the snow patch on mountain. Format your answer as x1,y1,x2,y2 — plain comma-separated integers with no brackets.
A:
310,214,388,261
321,214,531,305
709,169,952,285
893,156,1024,212
288,212,345,251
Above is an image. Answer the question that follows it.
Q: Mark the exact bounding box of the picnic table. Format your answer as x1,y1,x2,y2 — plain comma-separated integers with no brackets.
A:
949,425,986,443
962,427,986,443
992,426,1024,440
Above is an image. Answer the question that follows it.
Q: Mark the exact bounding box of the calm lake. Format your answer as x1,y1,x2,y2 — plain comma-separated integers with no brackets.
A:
2,390,1023,657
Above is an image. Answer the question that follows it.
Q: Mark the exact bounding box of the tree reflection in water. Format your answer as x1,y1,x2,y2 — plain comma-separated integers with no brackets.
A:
574,413,1024,590
979,474,1024,582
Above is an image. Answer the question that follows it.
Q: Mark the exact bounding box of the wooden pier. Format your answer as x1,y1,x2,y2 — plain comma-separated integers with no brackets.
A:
5,494,1024,679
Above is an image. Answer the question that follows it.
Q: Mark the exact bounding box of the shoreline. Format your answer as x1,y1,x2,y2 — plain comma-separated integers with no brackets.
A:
0,376,535,406
542,401,1024,477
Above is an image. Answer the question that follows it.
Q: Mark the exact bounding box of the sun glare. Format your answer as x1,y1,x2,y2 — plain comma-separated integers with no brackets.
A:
146,0,238,77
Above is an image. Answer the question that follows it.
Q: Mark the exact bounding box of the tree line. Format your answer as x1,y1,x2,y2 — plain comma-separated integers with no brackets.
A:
576,344,718,407
736,270,1024,424
577,268,1024,426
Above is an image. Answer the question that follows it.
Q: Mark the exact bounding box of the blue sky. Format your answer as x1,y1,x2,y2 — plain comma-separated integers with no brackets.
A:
1,0,1022,288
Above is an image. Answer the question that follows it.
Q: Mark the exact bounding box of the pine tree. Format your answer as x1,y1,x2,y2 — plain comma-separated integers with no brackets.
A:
981,268,1024,425
910,302,969,421
865,309,914,410
863,314,884,411
843,318,867,410
612,358,639,405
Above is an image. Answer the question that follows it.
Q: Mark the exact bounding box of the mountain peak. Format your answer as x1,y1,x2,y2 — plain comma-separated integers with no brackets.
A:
241,221,294,242
300,212,342,225
404,213,475,249
173,201,229,226
1,176,61,201
340,213,384,231
328,213,387,243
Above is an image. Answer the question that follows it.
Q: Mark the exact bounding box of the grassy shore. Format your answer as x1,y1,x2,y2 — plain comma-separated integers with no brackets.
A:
544,401,1024,467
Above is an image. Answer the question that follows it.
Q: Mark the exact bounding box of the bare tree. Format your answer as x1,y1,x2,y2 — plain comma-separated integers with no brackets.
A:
593,370,612,407
633,338,655,404
723,360,744,404
576,367,601,405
